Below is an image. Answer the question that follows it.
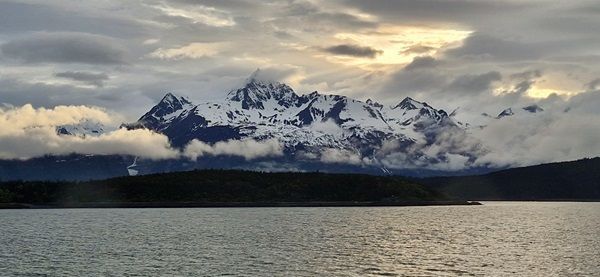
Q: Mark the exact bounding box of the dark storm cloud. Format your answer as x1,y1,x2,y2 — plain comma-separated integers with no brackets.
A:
404,56,439,71
0,2,146,38
1,32,127,65
323,44,383,58
282,0,377,29
511,80,535,95
0,76,160,118
510,70,542,80
0,77,110,108
447,71,502,94
342,0,530,25
54,71,110,88
170,0,259,11
444,34,541,61
311,12,378,29
379,67,449,99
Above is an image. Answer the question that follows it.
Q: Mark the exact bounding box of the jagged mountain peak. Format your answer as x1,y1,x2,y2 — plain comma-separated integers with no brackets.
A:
129,77,462,154
56,119,105,137
393,97,422,110
159,92,192,104
227,75,300,109
523,104,544,113
366,98,383,109
387,96,451,126
496,104,543,119
160,92,192,107
123,92,195,131
497,108,514,118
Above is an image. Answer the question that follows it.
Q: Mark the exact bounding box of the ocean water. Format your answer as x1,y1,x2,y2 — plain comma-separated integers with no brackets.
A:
0,202,598,276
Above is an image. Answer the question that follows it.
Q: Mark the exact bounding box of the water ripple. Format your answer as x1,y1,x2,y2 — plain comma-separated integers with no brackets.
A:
0,202,599,276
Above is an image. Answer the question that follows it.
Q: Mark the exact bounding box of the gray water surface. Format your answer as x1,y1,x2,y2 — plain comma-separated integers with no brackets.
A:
1,202,599,276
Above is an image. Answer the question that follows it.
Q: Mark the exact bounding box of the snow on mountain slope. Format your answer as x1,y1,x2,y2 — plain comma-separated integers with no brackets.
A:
468,104,545,129
125,72,467,169
497,104,544,118
56,119,106,137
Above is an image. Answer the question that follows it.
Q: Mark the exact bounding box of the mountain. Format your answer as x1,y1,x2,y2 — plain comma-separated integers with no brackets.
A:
56,120,106,137
496,104,544,119
473,104,544,128
0,72,515,181
0,170,445,205
124,72,468,174
0,154,130,181
420,157,600,200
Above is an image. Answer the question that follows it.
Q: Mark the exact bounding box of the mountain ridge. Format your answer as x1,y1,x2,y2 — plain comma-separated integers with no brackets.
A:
124,77,463,170
0,72,550,181
421,157,600,200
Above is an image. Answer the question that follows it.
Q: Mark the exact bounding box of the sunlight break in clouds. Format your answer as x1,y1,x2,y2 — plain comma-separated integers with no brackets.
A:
327,26,471,67
150,42,228,60
152,4,235,27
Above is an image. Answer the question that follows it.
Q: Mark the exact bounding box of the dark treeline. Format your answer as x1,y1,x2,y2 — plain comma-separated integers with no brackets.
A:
4,157,597,204
421,157,600,200
0,170,443,204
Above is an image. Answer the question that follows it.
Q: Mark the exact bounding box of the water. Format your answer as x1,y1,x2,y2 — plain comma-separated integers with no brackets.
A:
0,202,599,276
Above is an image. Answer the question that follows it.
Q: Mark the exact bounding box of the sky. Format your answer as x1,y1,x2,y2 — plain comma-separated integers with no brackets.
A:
0,0,599,166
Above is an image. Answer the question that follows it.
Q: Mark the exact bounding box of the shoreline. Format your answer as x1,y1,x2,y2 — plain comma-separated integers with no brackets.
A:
0,200,481,209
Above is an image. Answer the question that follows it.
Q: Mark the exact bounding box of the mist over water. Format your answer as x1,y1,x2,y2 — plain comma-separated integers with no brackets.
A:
1,202,598,276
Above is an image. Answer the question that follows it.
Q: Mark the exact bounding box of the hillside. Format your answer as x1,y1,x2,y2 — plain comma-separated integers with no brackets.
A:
0,170,447,206
421,158,600,200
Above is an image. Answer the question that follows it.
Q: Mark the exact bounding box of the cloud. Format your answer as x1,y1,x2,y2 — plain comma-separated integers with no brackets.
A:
404,56,439,71
320,148,364,165
0,104,178,160
308,119,346,134
472,108,600,167
446,71,502,93
510,69,542,81
277,1,377,30
0,2,146,37
0,76,162,120
184,139,284,160
149,42,226,59
377,124,486,171
153,3,235,27
322,44,383,58
342,0,536,34
245,67,299,84
379,65,449,98
377,89,600,170
1,32,127,64
445,34,541,61
54,71,109,88
401,44,437,55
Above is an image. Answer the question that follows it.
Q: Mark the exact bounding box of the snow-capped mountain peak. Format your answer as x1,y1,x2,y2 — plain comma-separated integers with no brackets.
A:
497,108,514,118
122,92,194,132
127,76,463,163
156,93,192,115
393,97,422,110
56,119,105,137
497,104,544,119
522,104,544,113
226,78,301,109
